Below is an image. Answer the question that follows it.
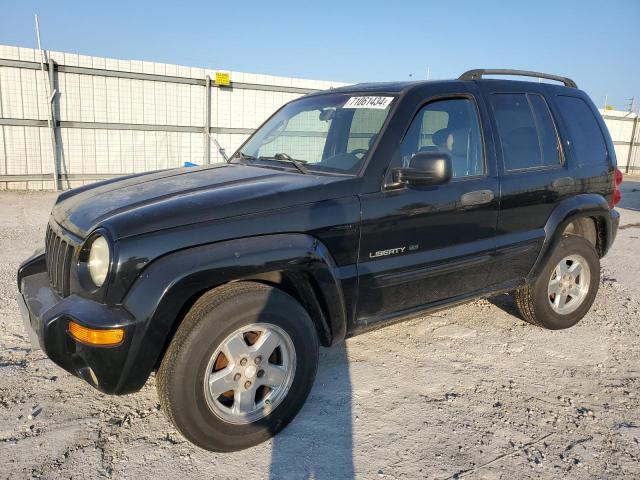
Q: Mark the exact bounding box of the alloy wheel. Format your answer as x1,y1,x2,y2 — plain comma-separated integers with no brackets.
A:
203,323,296,424
547,254,591,315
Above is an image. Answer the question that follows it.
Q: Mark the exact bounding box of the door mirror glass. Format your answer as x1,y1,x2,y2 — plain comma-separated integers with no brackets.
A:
393,151,452,186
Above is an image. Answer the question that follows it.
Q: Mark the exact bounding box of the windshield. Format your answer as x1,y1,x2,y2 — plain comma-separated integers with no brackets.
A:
232,93,395,175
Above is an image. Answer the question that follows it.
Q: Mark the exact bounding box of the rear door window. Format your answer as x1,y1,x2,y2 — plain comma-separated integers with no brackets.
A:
555,96,608,165
491,93,562,171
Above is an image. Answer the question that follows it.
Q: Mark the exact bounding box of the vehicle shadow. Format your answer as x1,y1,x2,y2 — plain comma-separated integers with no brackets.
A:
269,341,354,479
487,291,521,318
264,196,357,479
618,179,640,212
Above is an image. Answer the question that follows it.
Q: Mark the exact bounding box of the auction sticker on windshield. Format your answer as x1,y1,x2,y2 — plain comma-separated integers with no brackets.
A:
343,96,393,109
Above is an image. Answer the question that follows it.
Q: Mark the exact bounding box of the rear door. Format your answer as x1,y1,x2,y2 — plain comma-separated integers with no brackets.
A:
356,84,500,326
478,82,576,286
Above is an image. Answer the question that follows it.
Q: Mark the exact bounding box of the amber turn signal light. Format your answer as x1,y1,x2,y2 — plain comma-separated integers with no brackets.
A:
68,321,124,346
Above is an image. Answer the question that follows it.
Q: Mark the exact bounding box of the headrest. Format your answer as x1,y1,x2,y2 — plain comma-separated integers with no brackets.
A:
432,128,449,147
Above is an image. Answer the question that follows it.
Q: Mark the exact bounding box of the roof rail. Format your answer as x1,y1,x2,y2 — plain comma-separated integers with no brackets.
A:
459,69,578,88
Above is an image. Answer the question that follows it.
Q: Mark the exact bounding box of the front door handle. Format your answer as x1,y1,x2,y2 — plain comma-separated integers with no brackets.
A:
460,189,495,206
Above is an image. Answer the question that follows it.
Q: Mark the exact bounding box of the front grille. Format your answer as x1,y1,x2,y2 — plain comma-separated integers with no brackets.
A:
45,223,75,297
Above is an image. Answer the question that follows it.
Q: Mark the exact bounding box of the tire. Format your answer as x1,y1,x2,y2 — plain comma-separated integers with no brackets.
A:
515,235,600,330
157,281,319,452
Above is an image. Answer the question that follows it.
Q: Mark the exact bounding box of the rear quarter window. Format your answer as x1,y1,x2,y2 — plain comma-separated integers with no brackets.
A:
555,96,608,166
490,93,562,171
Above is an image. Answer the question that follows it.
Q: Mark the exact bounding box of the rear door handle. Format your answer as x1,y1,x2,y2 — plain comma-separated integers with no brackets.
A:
460,190,495,206
552,177,576,189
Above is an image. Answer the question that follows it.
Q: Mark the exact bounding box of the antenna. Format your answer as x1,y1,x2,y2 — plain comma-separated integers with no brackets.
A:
210,133,228,162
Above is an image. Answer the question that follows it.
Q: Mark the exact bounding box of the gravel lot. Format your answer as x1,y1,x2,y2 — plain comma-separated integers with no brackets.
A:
1,180,639,479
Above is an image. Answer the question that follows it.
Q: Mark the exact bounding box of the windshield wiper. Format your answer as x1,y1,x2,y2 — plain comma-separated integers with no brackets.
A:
258,153,310,174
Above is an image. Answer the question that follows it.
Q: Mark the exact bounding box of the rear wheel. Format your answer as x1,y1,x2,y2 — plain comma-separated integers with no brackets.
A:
157,282,319,451
515,235,600,329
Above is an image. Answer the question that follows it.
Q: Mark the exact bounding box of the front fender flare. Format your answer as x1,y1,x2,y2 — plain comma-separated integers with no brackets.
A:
116,233,347,392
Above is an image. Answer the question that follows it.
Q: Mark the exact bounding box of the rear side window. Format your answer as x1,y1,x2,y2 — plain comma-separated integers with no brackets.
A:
491,93,562,171
555,96,608,165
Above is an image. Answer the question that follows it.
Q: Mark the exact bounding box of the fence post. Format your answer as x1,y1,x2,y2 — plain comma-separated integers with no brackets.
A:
47,58,61,190
626,115,639,175
204,75,211,164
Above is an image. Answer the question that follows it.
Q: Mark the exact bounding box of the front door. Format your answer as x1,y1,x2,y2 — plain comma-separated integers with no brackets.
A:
356,92,499,327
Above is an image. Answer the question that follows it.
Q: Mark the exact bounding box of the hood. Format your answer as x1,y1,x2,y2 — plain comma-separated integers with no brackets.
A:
52,164,356,240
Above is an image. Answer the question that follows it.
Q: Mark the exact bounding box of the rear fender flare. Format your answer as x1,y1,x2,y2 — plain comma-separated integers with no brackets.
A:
528,194,613,279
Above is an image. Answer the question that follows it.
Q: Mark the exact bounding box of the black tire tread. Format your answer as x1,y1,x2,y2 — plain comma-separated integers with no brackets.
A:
515,283,544,327
156,281,271,432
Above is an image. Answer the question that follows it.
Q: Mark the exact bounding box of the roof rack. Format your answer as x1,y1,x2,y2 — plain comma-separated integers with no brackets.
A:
459,69,577,88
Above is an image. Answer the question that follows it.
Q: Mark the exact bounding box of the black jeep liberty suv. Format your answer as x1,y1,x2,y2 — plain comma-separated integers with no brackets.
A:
18,69,622,451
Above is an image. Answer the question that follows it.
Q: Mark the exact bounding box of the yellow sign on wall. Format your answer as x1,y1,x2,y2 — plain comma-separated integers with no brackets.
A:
215,71,231,86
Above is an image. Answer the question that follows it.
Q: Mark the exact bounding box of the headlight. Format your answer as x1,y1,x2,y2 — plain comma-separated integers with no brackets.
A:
87,235,110,287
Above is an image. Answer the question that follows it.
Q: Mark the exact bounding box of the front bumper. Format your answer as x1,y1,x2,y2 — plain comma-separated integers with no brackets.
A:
17,250,139,394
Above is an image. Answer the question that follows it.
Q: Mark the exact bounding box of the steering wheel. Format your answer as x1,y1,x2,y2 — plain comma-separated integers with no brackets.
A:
349,149,369,159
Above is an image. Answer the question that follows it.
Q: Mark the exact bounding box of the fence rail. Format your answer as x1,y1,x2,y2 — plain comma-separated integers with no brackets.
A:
0,58,319,93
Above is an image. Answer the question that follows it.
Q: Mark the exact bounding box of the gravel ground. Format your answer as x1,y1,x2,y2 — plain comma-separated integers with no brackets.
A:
1,180,639,479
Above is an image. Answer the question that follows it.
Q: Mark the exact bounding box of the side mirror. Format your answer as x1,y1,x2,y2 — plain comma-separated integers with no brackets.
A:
392,151,452,186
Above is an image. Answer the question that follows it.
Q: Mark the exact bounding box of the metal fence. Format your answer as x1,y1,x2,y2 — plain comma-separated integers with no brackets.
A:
599,109,640,175
0,45,347,190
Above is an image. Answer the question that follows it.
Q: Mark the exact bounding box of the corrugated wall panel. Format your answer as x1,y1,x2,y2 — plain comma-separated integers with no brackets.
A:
130,79,145,124
106,130,121,173
20,69,40,120
1,67,25,118
5,125,26,174
93,75,108,123
95,129,108,174
105,77,120,123
143,131,156,171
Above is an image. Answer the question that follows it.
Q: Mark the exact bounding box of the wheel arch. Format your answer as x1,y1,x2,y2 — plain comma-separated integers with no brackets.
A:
528,194,614,279
116,234,348,392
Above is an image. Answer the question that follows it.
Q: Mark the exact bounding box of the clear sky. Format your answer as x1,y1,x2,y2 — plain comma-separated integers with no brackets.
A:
1,0,638,110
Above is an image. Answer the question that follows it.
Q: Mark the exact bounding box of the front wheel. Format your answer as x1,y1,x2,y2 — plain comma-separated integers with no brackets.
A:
515,235,600,330
157,282,319,451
